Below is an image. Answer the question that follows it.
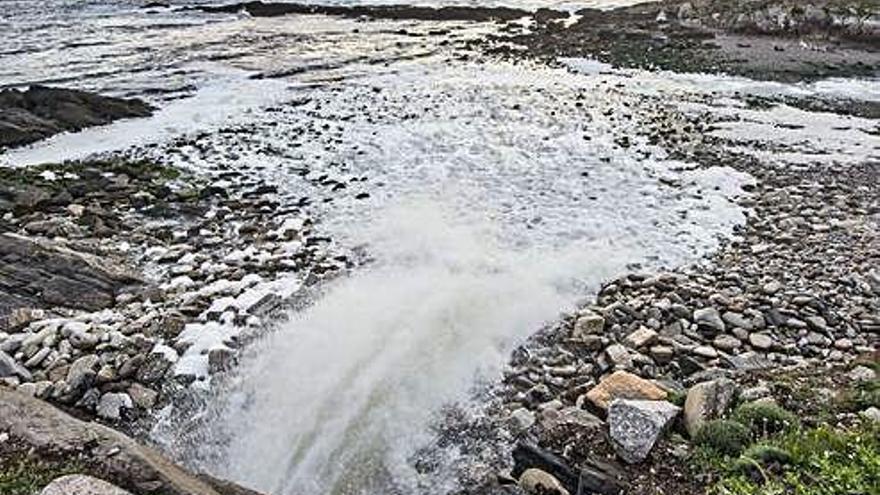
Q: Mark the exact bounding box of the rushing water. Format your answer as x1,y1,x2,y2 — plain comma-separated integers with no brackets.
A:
7,1,874,494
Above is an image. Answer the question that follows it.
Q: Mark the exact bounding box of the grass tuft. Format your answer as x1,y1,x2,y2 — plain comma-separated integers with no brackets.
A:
693,419,752,456
732,401,799,438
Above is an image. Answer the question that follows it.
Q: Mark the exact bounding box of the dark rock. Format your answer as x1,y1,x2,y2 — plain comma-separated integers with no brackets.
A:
0,234,144,331
512,443,624,495
0,86,153,149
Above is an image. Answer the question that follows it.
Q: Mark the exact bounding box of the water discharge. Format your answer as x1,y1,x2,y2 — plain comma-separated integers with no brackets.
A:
215,199,578,494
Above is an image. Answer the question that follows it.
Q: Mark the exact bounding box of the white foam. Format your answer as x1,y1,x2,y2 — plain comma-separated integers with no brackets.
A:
1,71,293,167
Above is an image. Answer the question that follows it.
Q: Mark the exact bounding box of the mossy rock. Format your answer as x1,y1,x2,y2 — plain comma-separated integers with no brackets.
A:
693,419,752,456
732,402,799,438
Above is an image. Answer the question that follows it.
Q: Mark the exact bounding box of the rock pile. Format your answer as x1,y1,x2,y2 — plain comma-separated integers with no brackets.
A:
0,159,349,422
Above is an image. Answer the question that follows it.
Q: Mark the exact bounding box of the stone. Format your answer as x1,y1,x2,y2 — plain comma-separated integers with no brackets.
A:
683,378,737,437
749,332,774,350
573,311,605,338
512,443,623,495
860,407,880,423
0,233,143,316
0,86,153,148
546,406,604,430
623,327,657,348
127,383,159,410
721,312,753,331
97,392,132,420
849,366,877,382
40,474,131,495
608,399,680,464
805,316,828,331
604,343,632,368
649,345,674,364
761,280,783,295
692,345,718,359
833,338,853,350
693,308,725,333
208,347,235,374
66,354,99,394
519,468,569,495
511,407,536,431
713,335,741,352
585,370,667,410
0,349,32,381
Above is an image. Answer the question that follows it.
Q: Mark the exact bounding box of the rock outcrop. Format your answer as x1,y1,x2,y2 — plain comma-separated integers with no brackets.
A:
0,387,262,495
0,86,153,149
0,233,143,329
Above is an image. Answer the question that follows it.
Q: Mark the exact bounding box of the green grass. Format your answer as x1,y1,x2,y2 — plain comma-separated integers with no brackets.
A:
693,419,753,457
690,361,880,495
0,454,81,495
732,402,800,439
711,421,880,495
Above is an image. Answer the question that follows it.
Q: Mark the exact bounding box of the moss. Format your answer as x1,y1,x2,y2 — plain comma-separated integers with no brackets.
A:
693,419,752,456
732,401,799,438
0,453,82,495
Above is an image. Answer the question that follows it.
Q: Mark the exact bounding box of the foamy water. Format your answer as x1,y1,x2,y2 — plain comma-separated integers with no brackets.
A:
3,2,877,494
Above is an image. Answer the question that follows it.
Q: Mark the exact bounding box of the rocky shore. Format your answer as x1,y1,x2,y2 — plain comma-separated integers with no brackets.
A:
1,0,878,493
435,3,880,491
0,155,351,492
450,140,880,492
483,0,880,83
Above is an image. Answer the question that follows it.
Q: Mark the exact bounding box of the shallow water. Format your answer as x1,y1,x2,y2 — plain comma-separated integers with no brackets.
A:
3,1,876,494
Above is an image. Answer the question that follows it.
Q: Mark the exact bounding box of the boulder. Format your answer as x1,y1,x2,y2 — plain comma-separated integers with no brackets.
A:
585,370,667,410
683,378,737,437
608,399,680,464
41,474,131,495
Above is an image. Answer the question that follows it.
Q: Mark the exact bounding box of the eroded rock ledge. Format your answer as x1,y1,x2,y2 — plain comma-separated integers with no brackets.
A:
0,387,262,495
0,86,153,150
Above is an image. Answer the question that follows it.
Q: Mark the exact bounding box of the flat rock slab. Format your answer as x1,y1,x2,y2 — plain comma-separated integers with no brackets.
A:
586,370,667,410
41,474,132,495
0,86,152,149
0,233,143,330
0,387,262,495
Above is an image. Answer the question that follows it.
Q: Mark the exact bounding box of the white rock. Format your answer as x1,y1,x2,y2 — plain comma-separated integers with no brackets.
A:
40,474,131,495
97,392,133,420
